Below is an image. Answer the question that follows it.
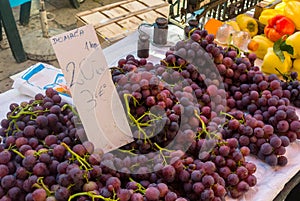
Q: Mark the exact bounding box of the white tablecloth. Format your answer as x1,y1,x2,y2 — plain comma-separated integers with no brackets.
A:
0,26,300,201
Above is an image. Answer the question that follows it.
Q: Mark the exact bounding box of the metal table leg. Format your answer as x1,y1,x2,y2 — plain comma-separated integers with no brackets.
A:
0,0,27,63
20,1,32,26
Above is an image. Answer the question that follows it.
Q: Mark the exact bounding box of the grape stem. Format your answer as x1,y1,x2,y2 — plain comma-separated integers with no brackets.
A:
188,28,197,39
194,110,208,139
68,191,119,201
8,100,47,120
7,145,25,159
220,111,245,124
194,110,220,140
61,103,79,117
160,59,184,72
33,177,54,196
275,67,292,82
60,142,92,171
118,148,137,156
5,100,49,136
123,93,162,143
129,177,146,194
154,142,173,165
34,149,48,157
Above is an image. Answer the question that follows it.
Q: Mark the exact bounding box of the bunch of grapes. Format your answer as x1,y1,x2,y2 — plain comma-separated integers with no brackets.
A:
0,88,111,200
280,71,300,107
111,55,201,154
221,111,291,166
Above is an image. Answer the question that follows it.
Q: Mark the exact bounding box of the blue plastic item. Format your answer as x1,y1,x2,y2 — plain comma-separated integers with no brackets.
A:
9,0,31,7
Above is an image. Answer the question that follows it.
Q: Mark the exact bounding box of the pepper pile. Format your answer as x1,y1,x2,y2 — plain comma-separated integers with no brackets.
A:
255,0,300,77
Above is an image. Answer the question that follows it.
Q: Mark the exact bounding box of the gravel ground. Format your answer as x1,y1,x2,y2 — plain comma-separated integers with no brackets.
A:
0,0,121,93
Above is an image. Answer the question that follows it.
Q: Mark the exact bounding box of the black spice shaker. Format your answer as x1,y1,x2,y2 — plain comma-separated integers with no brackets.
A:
153,17,168,45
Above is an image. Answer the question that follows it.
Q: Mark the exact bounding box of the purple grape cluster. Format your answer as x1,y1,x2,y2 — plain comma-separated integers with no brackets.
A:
221,111,291,166
186,133,256,197
111,55,200,154
280,71,300,107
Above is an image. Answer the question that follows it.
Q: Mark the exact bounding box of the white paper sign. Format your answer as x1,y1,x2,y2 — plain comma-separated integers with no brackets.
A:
72,48,133,151
50,25,133,152
50,24,100,94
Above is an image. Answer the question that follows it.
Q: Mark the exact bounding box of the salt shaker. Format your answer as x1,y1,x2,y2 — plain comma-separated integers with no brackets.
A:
153,17,168,45
137,32,150,58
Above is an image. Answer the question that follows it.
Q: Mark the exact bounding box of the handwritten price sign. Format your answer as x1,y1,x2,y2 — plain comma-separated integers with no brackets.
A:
50,25,133,152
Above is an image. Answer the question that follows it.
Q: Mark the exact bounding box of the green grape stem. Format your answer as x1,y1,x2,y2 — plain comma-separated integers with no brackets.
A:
220,111,245,124
60,142,92,171
5,100,49,136
275,68,291,82
194,110,208,139
61,103,79,117
188,28,197,39
68,191,119,201
10,149,25,159
129,178,146,194
118,148,137,156
194,110,220,140
123,93,162,143
7,145,25,159
34,149,49,157
154,143,173,166
33,177,54,196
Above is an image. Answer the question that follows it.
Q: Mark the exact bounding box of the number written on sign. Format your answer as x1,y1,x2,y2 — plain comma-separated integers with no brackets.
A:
79,83,108,111
65,58,107,111
65,59,106,87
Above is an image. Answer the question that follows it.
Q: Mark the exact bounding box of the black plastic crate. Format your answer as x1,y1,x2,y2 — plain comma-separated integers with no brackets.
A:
169,0,263,29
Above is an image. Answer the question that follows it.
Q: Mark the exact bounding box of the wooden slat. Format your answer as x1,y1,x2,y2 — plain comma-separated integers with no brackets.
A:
101,7,128,19
142,0,166,7
81,12,109,25
155,6,170,17
137,10,165,24
121,1,147,13
117,16,143,31
96,23,124,40
75,0,170,47
93,2,169,29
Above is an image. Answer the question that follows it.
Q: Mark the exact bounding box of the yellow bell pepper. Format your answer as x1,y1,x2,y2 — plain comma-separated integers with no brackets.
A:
259,9,282,25
282,0,300,2
293,58,300,73
236,14,258,37
225,20,240,31
285,32,300,58
284,1,300,30
274,2,286,13
261,47,292,75
250,35,274,59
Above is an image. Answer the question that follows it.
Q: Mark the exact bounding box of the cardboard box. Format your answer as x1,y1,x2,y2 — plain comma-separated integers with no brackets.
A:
253,0,282,19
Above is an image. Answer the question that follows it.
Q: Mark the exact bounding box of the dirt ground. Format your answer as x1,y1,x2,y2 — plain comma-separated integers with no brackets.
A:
0,0,121,93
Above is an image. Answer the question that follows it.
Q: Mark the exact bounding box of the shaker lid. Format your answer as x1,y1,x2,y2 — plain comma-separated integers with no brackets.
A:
155,17,168,26
188,19,199,27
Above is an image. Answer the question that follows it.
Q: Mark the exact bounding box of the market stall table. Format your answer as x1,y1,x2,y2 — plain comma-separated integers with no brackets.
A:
1,27,300,201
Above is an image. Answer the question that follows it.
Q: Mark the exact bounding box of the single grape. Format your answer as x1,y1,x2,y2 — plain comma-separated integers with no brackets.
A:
145,187,160,201
32,188,47,201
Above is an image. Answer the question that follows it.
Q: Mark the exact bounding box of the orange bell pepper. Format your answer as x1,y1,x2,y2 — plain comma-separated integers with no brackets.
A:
264,14,295,42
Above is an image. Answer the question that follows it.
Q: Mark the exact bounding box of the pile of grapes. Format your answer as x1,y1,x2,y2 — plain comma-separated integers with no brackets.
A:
0,28,299,201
